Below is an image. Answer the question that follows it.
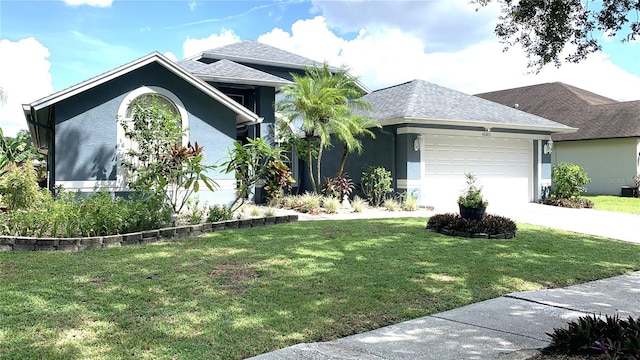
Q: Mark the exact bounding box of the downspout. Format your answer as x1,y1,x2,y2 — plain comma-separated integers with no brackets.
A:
380,126,397,190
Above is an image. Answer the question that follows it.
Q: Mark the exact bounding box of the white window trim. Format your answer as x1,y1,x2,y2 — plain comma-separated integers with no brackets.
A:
113,86,190,190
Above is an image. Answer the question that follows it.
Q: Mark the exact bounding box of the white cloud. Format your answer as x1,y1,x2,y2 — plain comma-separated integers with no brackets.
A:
0,38,53,137
182,29,241,58
255,15,640,102
163,51,178,62
188,1,197,12
62,0,113,7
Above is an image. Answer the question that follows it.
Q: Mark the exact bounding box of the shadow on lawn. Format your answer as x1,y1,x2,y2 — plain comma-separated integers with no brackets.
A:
1,218,639,359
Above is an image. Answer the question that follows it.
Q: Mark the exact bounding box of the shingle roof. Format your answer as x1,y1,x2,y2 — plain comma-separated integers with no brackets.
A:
476,82,640,141
199,40,322,69
177,59,291,86
361,80,575,133
24,53,263,150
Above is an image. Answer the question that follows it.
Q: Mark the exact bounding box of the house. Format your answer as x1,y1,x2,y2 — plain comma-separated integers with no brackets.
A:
320,80,576,210
476,82,640,195
22,41,330,204
23,41,576,209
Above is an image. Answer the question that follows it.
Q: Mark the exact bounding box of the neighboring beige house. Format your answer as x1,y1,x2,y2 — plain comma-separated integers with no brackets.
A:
477,82,640,195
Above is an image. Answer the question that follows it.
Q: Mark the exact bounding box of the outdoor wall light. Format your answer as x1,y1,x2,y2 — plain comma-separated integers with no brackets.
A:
414,134,424,151
543,138,554,154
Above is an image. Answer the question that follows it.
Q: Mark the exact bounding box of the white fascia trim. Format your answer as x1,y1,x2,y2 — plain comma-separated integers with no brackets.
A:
196,74,291,88
397,179,422,189
380,117,577,134
29,52,261,126
57,179,237,192
397,126,553,140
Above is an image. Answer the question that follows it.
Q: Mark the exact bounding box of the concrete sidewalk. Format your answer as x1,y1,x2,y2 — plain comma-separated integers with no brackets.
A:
248,271,640,360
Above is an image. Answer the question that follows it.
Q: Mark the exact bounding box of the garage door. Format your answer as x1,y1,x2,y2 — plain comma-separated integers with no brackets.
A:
421,134,532,210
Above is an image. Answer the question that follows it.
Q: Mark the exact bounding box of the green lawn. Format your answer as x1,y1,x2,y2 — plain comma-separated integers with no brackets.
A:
2,218,640,359
584,195,640,214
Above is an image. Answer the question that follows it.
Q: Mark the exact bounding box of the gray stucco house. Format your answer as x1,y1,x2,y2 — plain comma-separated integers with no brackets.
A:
23,41,576,209
477,82,640,195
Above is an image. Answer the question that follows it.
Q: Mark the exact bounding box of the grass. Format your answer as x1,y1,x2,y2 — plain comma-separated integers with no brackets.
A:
584,195,640,214
2,218,640,359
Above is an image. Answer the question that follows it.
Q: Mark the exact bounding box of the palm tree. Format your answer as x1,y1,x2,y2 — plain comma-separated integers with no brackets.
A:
276,63,370,192
333,114,379,178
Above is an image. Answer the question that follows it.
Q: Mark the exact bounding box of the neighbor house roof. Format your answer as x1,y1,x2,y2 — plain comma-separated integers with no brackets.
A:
189,40,371,93
476,82,640,141
177,58,292,88
361,80,576,134
23,52,262,152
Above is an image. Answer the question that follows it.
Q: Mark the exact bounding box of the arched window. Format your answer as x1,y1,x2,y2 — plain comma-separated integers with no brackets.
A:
116,86,189,188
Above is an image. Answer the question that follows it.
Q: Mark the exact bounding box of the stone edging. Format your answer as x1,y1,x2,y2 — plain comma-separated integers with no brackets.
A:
0,215,299,252
426,227,517,239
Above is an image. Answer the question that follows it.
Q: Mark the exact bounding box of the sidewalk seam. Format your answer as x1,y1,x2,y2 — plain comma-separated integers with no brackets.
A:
429,313,548,342
503,294,595,315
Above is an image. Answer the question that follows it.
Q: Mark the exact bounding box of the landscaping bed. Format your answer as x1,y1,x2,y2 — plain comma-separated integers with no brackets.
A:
426,213,517,239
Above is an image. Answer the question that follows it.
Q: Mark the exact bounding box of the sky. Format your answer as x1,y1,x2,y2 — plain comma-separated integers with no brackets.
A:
1,0,639,136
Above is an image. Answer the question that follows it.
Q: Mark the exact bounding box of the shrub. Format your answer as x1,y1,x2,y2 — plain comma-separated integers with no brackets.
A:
551,162,590,199
542,197,594,209
384,198,401,211
362,166,393,207
321,174,355,199
207,204,233,222
264,160,295,202
351,196,367,213
544,314,640,358
0,160,40,210
401,193,419,211
426,213,517,238
322,197,340,214
457,172,488,208
299,192,321,214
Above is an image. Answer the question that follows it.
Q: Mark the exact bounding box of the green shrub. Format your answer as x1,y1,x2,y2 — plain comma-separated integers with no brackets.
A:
207,204,233,222
362,166,393,207
0,160,40,210
544,314,640,358
551,162,590,199
0,189,170,237
322,197,340,214
457,172,488,208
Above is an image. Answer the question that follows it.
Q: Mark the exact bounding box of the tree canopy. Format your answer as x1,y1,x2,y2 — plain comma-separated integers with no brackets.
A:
474,0,640,70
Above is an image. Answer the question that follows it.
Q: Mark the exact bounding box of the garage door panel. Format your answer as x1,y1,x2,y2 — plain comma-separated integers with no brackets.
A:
422,135,532,208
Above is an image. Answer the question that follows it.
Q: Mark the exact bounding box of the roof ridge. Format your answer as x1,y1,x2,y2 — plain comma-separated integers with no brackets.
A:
556,82,618,106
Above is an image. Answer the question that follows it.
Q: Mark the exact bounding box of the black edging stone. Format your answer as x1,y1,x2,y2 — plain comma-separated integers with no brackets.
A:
426,226,517,239
0,214,299,252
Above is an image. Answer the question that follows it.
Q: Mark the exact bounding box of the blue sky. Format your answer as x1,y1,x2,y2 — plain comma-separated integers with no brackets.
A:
1,0,639,135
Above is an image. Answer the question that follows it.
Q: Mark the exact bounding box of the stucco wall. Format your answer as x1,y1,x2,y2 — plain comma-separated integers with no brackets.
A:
53,62,240,204
318,127,395,192
553,138,639,195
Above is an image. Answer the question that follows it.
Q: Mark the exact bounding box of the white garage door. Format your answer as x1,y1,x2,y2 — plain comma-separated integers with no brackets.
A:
421,134,532,210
